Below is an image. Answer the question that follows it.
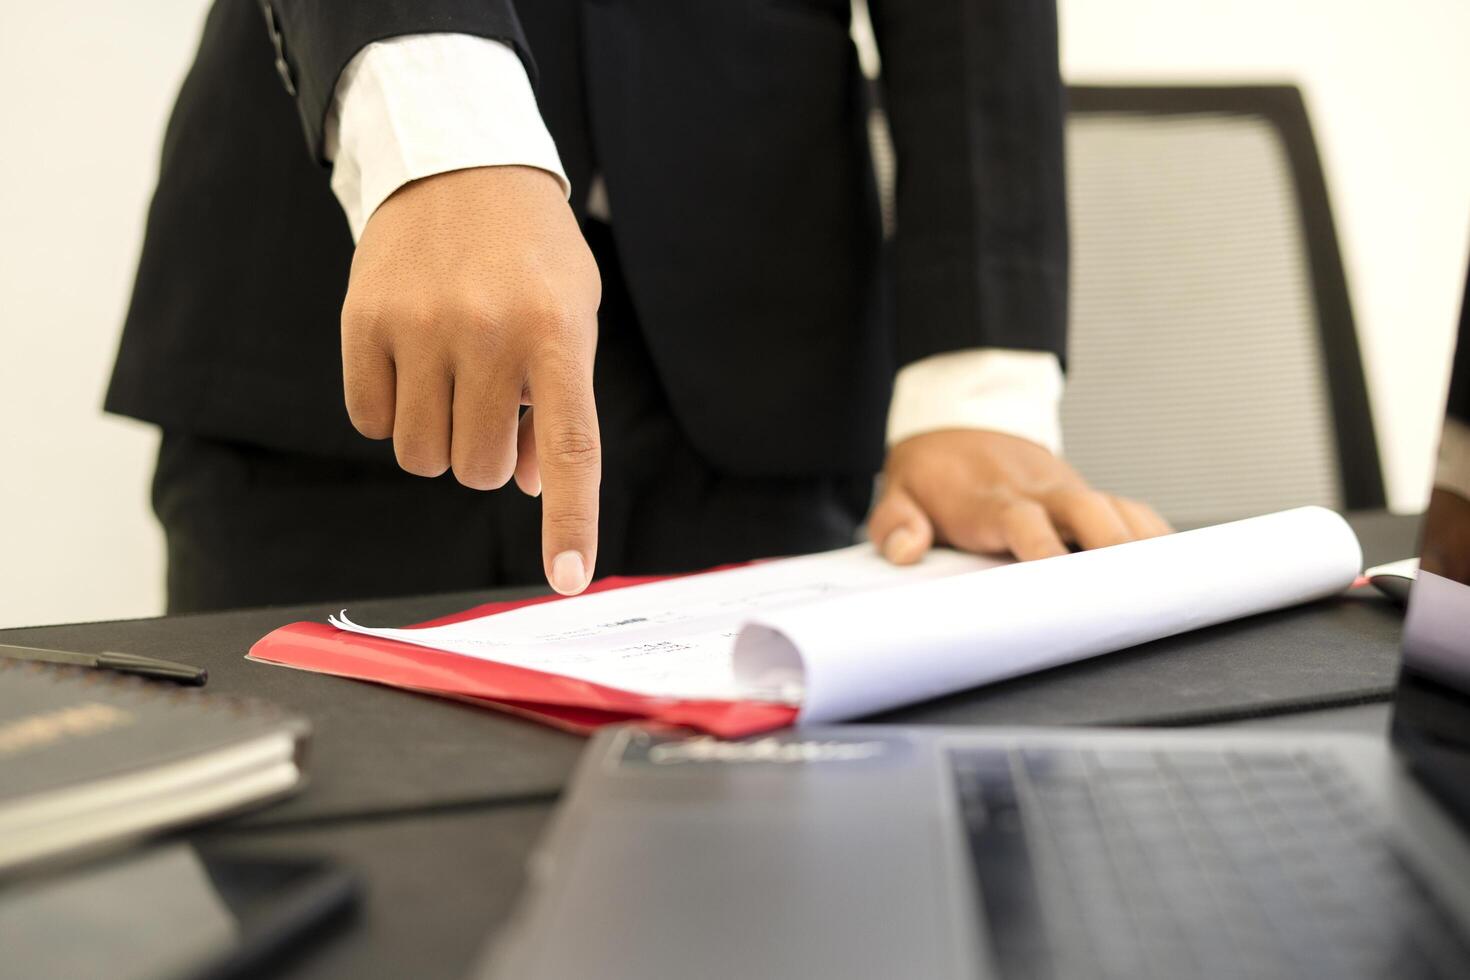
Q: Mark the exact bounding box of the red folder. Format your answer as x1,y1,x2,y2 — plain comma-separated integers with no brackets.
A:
247,574,799,738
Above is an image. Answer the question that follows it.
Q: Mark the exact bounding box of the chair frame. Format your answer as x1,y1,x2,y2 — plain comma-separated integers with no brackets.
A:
1066,85,1387,511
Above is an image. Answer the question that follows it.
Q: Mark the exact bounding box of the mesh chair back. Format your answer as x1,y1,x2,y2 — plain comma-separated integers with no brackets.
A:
1061,87,1383,525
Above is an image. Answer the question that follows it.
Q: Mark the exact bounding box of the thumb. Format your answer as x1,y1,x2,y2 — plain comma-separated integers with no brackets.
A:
868,481,935,565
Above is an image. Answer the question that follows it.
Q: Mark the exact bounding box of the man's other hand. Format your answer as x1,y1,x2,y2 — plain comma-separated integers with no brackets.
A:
341,166,602,595
869,430,1172,564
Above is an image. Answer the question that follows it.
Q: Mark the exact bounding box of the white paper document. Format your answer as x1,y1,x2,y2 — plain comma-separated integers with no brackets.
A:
733,506,1363,722
330,546,998,702
330,506,1363,722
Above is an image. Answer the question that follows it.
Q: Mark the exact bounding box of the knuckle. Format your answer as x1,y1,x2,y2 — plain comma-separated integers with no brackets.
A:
455,297,508,341
342,339,390,377
450,434,515,490
343,347,388,379
399,303,446,343
520,286,580,327
1001,498,1048,524
345,299,446,357
467,292,592,365
453,331,514,376
529,304,594,355
544,507,594,538
433,299,521,374
395,299,465,339
530,334,591,375
542,305,588,340
341,297,390,337
518,289,562,323
542,420,600,467
1050,487,1091,510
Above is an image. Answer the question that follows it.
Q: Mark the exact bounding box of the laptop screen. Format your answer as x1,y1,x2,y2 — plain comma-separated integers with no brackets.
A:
1392,260,1470,823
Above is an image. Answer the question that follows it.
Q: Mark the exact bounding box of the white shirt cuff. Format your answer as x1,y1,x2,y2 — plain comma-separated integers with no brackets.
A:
323,34,571,242
886,349,1065,455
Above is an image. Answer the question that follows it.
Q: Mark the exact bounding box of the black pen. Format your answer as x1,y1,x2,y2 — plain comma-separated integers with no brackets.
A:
0,643,208,686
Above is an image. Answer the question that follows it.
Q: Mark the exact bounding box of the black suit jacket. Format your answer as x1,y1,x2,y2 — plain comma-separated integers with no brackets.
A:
107,0,1067,478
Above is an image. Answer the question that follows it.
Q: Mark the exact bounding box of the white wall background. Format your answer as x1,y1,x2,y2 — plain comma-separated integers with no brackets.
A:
1060,0,1470,529
0,0,1467,628
0,0,211,628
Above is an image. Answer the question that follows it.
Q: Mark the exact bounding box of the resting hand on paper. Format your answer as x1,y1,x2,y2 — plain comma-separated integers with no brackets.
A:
869,430,1172,563
341,166,602,595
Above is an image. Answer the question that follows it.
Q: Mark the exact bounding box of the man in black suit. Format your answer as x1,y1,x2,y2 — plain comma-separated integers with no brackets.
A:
107,0,1167,612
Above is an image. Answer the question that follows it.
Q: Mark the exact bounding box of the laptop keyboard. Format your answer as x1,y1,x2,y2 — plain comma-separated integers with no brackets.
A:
951,745,1470,979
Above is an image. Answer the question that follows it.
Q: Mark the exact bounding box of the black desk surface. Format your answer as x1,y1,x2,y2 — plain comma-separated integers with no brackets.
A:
0,511,1421,979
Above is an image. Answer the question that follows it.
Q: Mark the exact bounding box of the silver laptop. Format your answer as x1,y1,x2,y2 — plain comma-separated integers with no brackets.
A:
480,278,1470,979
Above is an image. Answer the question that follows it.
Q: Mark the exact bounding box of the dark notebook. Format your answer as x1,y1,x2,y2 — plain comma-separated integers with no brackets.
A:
0,660,310,873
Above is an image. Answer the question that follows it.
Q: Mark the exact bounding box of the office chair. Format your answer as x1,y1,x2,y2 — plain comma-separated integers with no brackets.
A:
1060,86,1384,525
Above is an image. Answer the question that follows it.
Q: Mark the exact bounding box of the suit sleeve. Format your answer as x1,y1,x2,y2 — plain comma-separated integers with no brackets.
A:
868,0,1069,368
258,0,532,163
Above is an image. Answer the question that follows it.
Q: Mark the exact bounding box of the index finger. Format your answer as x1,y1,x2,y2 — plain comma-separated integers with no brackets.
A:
529,350,601,595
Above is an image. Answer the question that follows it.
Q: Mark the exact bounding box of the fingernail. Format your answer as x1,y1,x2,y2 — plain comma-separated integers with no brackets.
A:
550,551,588,595
883,528,918,563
